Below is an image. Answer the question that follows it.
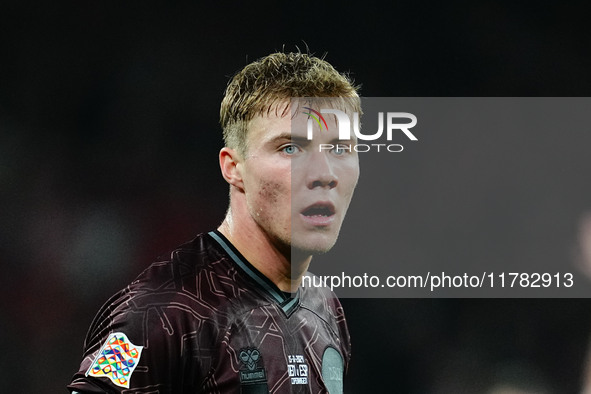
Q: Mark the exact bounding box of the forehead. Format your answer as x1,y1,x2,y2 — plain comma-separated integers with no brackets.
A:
246,104,292,143
246,101,302,144
246,100,351,142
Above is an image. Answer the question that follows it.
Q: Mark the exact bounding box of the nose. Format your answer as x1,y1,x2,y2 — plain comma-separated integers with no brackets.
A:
305,151,338,189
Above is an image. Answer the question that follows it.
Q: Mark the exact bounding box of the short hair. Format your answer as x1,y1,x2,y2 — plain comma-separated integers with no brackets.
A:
220,52,360,156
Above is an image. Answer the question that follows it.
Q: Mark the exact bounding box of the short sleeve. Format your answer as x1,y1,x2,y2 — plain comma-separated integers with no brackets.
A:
67,290,190,393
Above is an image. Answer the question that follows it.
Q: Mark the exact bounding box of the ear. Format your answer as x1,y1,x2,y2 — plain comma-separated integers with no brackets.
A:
219,147,244,191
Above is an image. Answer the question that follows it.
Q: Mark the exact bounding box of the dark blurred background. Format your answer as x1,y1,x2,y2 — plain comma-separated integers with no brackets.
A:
1,2,591,393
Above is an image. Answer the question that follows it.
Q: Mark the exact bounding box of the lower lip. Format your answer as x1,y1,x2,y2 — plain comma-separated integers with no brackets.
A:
299,213,335,226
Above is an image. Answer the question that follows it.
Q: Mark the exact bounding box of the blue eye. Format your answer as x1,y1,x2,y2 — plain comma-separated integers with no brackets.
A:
333,144,349,155
282,145,298,155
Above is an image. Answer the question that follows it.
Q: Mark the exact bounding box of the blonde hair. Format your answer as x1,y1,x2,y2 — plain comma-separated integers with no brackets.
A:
220,52,360,156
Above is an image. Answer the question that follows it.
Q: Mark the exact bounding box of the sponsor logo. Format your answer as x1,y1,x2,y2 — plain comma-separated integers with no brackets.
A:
239,347,268,385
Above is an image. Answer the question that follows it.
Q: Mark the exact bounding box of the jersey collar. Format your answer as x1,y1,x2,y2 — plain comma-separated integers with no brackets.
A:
208,230,300,316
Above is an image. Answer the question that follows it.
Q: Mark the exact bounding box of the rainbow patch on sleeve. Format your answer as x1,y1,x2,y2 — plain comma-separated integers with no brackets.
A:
86,332,144,388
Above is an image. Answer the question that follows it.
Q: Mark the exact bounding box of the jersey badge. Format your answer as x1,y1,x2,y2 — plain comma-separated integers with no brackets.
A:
322,347,344,393
85,332,144,388
238,347,269,392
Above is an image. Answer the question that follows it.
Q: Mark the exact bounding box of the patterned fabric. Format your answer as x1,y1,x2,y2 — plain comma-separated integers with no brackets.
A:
67,231,350,393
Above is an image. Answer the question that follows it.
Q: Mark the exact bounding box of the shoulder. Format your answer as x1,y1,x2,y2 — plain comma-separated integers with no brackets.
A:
85,232,241,341
69,233,243,392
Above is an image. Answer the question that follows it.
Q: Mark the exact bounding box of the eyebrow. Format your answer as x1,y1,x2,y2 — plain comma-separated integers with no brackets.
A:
266,132,311,144
266,132,356,145
268,132,291,141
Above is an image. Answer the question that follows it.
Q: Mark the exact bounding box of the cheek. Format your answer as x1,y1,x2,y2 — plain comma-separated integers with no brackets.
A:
340,164,360,197
242,162,292,216
255,178,291,211
258,181,280,203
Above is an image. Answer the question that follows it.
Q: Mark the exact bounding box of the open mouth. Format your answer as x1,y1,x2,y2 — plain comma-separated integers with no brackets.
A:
301,203,336,218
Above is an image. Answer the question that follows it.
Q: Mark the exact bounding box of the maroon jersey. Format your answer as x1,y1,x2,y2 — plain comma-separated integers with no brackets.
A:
68,231,350,393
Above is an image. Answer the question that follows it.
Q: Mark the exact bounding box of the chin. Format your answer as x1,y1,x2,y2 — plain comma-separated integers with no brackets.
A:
291,234,339,256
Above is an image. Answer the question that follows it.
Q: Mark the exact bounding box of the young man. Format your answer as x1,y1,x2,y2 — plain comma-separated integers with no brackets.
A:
68,52,360,393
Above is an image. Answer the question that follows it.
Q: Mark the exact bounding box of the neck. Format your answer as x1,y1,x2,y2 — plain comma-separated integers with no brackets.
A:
218,206,312,293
